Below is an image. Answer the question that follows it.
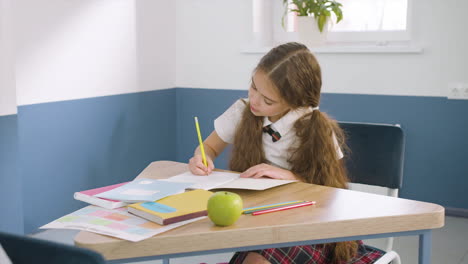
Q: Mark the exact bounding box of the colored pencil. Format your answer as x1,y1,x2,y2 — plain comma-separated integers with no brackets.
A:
252,201,316,216
243,200,305,214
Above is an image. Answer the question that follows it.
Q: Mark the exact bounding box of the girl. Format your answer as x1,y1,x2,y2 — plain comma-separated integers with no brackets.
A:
188,42,383,264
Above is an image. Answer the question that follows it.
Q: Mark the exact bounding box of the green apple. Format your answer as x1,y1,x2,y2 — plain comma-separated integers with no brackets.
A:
207,191,243,226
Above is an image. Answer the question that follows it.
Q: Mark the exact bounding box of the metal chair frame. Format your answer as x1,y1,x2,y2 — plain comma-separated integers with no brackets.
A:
339,121,405,264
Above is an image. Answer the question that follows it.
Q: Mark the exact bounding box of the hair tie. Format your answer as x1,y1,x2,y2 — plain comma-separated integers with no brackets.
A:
312,106,319,111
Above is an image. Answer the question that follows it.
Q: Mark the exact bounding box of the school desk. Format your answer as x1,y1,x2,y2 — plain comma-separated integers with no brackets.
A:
74,161,444,264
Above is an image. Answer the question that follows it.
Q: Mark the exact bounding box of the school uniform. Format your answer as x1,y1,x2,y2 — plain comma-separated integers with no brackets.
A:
215,99,384,264
215,99,343,168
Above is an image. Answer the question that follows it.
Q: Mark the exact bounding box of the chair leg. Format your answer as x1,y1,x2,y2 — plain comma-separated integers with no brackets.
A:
387,189,399,198
373,251,401,264
385,237,394,253
394,253,402,264
385,188,398,254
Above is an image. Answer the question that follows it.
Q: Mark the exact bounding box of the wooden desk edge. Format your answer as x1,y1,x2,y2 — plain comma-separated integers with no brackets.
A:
74,205,445,260
73,160,447,260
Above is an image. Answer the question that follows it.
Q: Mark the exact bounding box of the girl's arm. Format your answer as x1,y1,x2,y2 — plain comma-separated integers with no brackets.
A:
240,163,299,180
189,130,229,175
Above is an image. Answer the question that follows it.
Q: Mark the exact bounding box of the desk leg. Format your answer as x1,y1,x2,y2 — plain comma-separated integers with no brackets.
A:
419,230,432,264
163,259,170,264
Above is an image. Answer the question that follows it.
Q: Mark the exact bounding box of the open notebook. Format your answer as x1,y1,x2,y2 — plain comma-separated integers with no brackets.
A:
160,171,296,191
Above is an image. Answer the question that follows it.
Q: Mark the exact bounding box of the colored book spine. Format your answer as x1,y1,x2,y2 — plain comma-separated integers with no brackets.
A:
74,182,130,209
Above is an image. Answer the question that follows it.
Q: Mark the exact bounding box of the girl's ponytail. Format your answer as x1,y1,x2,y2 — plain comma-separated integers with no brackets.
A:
229,100,265,172
326,240,359,264
289,109,348,188
290,109,357,263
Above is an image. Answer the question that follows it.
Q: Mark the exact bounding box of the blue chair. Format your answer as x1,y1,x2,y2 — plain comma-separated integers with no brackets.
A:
0,231,106,264
339,121,405,264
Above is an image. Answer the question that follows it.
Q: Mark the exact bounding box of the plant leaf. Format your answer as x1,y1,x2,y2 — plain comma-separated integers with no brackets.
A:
282,0,288,28
318,14,327,32
283,0,343,25
332,5,343,23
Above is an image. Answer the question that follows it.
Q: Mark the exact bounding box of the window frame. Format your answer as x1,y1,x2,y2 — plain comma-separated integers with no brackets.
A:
248,0,421,53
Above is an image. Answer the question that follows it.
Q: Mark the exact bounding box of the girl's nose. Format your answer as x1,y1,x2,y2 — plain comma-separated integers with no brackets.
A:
249,92,260,107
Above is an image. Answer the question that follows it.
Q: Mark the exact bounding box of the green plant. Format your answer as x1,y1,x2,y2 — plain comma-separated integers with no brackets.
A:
282,0,343,32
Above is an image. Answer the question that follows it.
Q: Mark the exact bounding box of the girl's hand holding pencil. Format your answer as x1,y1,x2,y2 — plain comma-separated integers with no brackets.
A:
189,117,215,175
189,154,214,175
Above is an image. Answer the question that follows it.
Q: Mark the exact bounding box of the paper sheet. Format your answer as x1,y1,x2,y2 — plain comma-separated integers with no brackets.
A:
218,177,297,190
95,179,194,202
161,171,240,190
162,171,296,190
40,206,205,242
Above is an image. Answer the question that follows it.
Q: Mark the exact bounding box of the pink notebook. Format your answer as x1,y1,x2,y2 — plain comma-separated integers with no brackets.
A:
74,182,130,209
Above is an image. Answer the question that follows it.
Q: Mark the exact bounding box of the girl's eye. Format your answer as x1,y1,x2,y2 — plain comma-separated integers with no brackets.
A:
264,100,273,106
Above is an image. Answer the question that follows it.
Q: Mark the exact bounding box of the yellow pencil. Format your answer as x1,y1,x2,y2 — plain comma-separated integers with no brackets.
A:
194,117,208,167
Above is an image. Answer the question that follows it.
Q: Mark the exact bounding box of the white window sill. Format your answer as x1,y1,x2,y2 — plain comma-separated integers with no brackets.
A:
241,45,423,54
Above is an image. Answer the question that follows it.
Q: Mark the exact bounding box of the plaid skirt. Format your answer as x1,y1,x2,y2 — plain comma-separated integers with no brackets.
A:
228,241,384,264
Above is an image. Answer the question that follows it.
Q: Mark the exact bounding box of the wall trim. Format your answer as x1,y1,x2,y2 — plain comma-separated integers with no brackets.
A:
445,207,468,218
0,113,18,118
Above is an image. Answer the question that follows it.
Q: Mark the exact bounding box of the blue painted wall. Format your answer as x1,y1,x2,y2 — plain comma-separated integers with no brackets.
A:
0,114,24,234
175,88,468,210
175,88,242,169
17,89,177,233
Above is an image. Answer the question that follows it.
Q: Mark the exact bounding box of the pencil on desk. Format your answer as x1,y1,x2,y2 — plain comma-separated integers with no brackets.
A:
243,200,305,214
194,117,208,167
252,201,316,216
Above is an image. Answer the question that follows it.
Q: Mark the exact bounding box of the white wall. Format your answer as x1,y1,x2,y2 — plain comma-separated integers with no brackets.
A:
176,0,256,90
4,0,467,108
0,0,16,116
13,0,176,106
175,0,468,97
135,0,176,93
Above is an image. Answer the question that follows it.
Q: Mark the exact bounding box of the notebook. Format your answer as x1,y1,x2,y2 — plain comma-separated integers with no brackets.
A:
74,182,130,209
127,189,213,225
161,171,297,191
95,178,195,203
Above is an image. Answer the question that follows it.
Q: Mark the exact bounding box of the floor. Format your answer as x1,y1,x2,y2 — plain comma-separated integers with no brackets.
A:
33,215,468,264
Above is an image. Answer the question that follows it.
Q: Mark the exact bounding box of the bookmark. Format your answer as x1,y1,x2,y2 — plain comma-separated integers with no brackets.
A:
141,202,177,213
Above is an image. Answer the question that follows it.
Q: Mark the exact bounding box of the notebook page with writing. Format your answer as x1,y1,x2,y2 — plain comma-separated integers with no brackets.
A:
217,177,297,190
162,171,296,190
161,171,240,190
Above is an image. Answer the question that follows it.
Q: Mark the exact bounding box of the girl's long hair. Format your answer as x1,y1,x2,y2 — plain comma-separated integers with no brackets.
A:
229,42,357,263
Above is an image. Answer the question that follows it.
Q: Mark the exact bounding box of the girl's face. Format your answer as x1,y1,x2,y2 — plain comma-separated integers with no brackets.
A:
248,70,290,122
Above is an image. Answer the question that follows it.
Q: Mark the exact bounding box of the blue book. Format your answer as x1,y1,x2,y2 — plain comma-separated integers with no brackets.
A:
95,178,195,203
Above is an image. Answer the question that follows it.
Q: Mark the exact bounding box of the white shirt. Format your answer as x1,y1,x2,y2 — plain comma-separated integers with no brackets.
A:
214,99,343,170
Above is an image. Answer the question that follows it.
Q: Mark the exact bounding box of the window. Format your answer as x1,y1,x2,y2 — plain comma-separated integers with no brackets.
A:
250,0,417,52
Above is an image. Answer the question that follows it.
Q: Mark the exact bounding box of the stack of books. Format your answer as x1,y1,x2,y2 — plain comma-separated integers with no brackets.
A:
74,170,296,225
127,189,214,225
73,182,130,209
74,179,194,209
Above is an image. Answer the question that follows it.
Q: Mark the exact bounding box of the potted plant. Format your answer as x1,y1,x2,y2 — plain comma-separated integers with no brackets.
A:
282,0,343,46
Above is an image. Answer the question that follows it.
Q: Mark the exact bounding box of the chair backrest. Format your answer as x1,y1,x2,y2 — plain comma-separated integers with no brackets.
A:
339,122,405,190
338,121,405,259
0,231,106,264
